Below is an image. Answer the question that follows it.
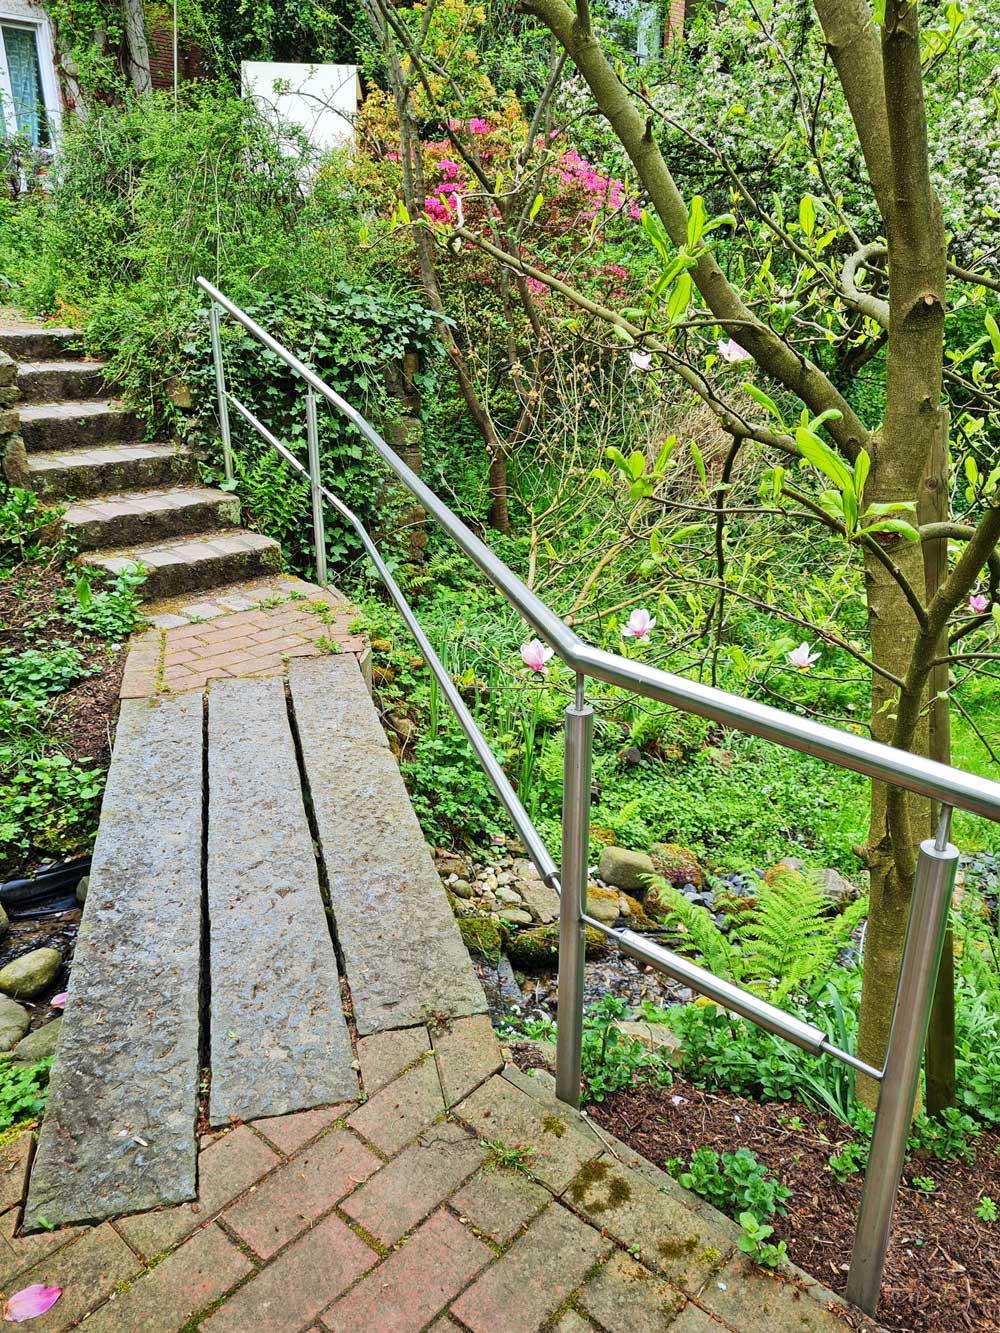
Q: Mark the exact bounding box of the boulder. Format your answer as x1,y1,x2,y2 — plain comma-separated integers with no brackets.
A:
507,924,606,971
10,1018,61,1066
597,846,656,894
819,867,859,907
458,916,505,964
518,878,560,925
0,948,62,1000
0,996,30,1052
650,843,704,890
76,875,89,905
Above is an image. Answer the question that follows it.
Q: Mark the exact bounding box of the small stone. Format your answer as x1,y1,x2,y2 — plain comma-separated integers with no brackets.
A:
496,871,514,886
482,874,499,892
499,909,533,925
517,878,560,925
0,904,7,938
435,852,467,878
0,996,30,1051
496,886,522,906
11,1017,62,1065
0,948,62,999
597,846,656,894
818,867,858,906
76,875,89,905
452,879,474,899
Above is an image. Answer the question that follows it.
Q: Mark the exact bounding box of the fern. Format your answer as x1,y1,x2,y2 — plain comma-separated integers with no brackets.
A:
645,877,739,983
647,868,868,1003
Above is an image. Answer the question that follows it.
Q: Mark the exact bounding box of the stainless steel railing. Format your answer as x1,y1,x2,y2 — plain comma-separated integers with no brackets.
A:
198,275,1000,1317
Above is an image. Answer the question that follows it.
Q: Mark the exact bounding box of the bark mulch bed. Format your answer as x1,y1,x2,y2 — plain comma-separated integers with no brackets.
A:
587,1077,999,1333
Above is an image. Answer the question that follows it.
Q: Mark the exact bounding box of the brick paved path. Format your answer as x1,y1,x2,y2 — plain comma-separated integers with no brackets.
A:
0,578,874,1330
0,1015,866,1332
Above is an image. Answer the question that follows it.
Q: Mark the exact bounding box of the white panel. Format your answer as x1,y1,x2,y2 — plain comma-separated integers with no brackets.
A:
241,61,358,156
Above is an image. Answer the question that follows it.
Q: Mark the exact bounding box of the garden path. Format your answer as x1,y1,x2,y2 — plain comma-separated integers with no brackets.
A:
1,320,863,1330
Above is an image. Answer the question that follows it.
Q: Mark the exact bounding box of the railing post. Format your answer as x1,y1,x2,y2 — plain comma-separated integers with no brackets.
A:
846,808,958,1315
556,674,593,1109
208,302,233,485
305,386,328,587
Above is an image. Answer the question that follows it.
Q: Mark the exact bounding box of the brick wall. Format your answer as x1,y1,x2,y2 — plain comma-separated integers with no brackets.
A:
666,0,686,42
147,22,208,91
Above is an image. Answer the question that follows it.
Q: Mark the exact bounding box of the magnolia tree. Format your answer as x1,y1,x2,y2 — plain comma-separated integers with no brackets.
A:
364,0,1000,1110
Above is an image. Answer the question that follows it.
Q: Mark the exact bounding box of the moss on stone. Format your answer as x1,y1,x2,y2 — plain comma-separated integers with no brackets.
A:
458,916,504,963
506,924,606,971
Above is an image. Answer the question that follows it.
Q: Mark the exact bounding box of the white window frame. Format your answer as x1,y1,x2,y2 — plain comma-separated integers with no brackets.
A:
0,10,61,146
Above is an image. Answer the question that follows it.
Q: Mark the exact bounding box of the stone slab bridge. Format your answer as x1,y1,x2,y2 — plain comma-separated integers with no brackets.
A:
0,322,868,1331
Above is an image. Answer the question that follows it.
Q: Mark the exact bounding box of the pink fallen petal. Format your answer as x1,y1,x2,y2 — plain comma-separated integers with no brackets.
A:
4,1285,62,1322
49,993,67,1010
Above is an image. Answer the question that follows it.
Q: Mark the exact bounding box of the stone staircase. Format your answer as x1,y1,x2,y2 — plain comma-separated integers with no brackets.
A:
1,321,281,599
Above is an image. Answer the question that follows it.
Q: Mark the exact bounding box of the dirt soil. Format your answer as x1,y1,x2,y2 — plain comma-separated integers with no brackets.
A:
584,1076,1000,1333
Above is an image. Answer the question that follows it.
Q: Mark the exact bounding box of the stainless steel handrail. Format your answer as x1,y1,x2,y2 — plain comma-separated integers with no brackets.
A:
199,275,994,1317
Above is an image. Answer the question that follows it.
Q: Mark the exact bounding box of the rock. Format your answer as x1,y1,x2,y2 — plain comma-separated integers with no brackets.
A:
482,873,499,892
10,1018,61,1066
0,997,29,1051
512,857,540,879
619,892,657,930
495,886,522,906
387,711,417,743
76,875,89,905
615,1020,683,1060
819,868,859,907
496,870,514,886
518,878,560,925
458,917,505,964
778,856,805,873
499,909,533,926
452,878,474,899
598,846,656,894
650,843,704,891
0,949,62,1000
0,904,7,938
507,924,607,971
585,886,622,926
435,852,467,878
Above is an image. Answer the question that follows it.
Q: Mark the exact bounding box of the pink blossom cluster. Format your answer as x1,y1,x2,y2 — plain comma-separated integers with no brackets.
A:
556,149,641,221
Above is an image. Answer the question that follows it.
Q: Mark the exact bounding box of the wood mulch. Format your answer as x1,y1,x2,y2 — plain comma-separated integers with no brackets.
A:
586,1077,1000,1333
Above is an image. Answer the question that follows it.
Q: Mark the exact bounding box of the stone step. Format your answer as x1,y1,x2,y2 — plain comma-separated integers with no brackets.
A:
81,528,282,599
63,486,241,550
20,400,142,451
289,655,487,1036
16,359,110,403
0,326,82,361
16,442,198,499
23,693,204,1229
207,675,357,1125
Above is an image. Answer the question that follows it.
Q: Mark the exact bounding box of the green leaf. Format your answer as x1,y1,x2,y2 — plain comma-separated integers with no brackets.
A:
690,440,707,492
529,193,544,222
743,384,783,423
861,518,921,542
853,449,871,500
794,427,853,494
799,194,816,238
687,195,707,249
652,435,678,474
667,272,692,324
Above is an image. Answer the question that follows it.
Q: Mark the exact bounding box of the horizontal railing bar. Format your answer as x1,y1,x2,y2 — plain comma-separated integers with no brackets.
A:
585,918,882,1078
200,277,1000,828
223,385,560,887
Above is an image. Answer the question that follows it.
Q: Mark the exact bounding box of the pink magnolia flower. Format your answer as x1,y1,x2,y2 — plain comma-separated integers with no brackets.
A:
621,608,656,640
50,992,67,1010
629,350,653,372
787,642,820,670
520,639,554,673
3,1285,62,1323
969,593,989,614
718,338,751,364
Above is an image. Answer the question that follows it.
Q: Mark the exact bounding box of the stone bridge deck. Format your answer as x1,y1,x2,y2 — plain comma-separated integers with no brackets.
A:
4,580,863,1332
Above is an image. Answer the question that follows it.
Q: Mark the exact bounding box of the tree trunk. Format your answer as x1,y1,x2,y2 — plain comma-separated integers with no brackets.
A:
122,0,152,95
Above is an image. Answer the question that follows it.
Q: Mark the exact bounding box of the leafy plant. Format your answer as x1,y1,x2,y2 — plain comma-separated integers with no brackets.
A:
0,645,94,701
736,1212,788,1270
0,754,104,863
975,1196,997,1223
0,1058,51,1133
666,1146,790,1221
66,565,147,642
647,867,868,1004
580,996,673,1102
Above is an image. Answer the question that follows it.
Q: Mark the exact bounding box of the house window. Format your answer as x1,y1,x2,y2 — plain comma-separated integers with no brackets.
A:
606,1,665,64
0,20,52,146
